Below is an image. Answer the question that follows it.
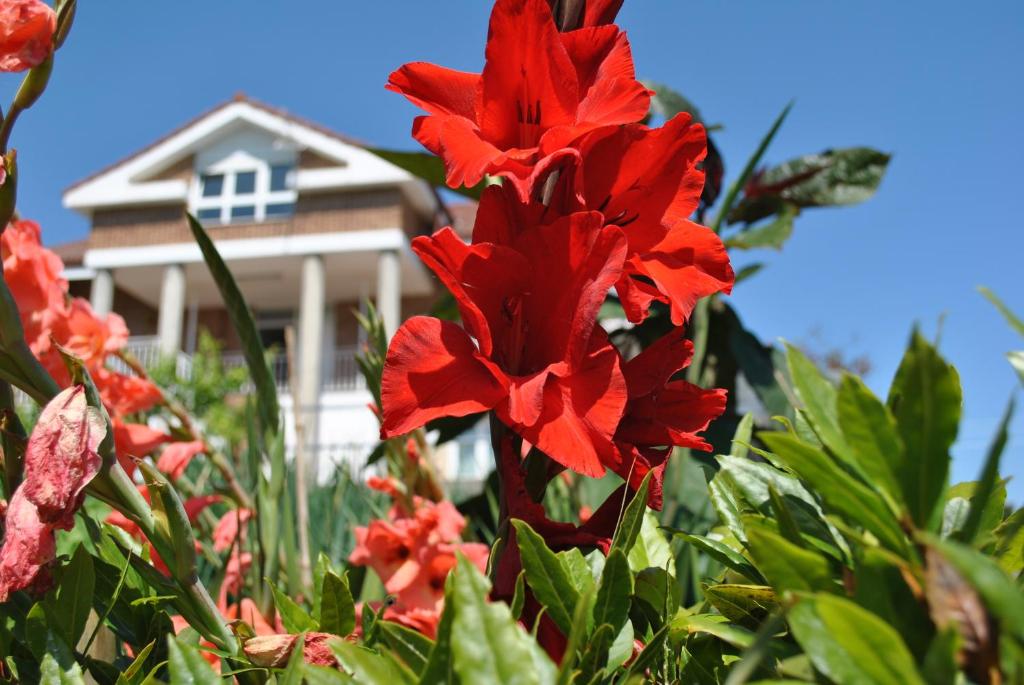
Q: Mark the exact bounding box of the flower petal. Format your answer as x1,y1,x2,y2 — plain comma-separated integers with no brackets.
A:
0,489,55,601
381,317,508,437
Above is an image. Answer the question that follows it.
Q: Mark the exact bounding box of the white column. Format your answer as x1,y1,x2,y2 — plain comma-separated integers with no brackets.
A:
298,254,326,472
157,264,186,357
90,269,114,316
376,249,401,338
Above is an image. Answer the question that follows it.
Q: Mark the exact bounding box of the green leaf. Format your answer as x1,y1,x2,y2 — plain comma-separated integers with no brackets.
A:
725,204,796,250
575,623,615,682
645,81,707,124
610,472,652,556
268,578,317,633
666,530,764,583
556,548,596,595
606,621,635,670
712,102,793,233
187,213,279,434
277,634,308,685
703,584,777,630
837,373,904,503
627,512,674,573
729,147,891,224
785,343,852,463
39,652,85,685
166,635,220,684
511,519,581,635
379,621,434,675
887,329,962,529
633,567,680,624
745,524,835,594
1008,350,1024,385
731,412,755,458
449,555,556,684
992,508,1024,575
921,628,960,685
418,575,456,685
56,545,95,647
115,641,155,685
319,570,356,638
957,396,1013,544
369,148,485,199
978,286,1024,338
787,593,925,685
556,589,595,685
331,640,417,684
923,535,1024,641
733,262,765,285
509,570,526,621
760,432,908,556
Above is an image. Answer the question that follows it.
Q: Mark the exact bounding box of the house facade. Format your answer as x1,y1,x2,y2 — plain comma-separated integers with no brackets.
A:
59,95,489,484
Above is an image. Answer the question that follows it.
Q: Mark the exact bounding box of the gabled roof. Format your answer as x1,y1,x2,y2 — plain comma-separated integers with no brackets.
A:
63,94,436,217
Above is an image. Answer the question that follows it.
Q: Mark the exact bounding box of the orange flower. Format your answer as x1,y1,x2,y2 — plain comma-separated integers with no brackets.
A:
0,0,55,72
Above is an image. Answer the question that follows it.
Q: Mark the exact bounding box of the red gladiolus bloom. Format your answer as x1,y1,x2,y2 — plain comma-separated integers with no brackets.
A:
581,0,623,26
112,419,170,474
0,0,55,72
95,369,164,418
21,385,106,527
518,113,734,324
381,210,628,477
387,0,650,188
601,328,727,507
212,508,252,553
156,440,206,479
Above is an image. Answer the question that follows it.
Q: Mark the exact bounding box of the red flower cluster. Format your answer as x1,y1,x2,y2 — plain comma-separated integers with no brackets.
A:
0,0,54,73
1,220,197,472
348,478,489,637
381,0,731,500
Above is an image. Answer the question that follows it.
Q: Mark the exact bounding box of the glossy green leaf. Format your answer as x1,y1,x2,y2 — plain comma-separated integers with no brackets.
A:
745,525,835,594
992,508,1024,575
703,584,777,629
760,432,908,556
633,567,680,623
511,519,581,635
610,471,652,556
509,569,526,621
957,396,1013,544
627,512,673,572
319,570,356,638
665,530,764,583
187,213,279,433
887,329,962,529
379,621,434,675
837,373,904,503
785,343,852,462
729,147,891,224
787,593,925,685
725,204,796,250
332,640,417,684
268,578,317,634
449,555,556,685
556,588,594,684
166,635,220,684
556,548,596,595
56,544,94,647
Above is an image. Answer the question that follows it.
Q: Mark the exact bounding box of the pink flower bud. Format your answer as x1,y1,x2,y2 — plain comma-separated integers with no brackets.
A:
0,488,55,601
21,385,105,528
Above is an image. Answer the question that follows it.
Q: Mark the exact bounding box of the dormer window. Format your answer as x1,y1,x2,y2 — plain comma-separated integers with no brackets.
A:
191,155,297,225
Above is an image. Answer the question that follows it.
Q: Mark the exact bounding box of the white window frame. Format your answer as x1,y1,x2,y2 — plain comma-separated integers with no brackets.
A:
189,149,297,225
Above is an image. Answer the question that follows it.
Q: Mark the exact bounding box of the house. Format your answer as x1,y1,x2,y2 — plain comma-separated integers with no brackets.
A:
59,94,489,484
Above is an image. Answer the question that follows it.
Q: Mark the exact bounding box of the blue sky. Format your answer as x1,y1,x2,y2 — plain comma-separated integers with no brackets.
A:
4,1,1022,500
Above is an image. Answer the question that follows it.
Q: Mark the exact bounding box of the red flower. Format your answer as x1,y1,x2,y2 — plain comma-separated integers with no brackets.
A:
112,419,170,474
0,0,55,72
156,440,206,480
387,0,650,188
21,385,105,527
601,328,727,507
517,113,734,324
212,507,252,552
581,0,623,26
95,369,164,417
381,210,628,477
52,299,129,370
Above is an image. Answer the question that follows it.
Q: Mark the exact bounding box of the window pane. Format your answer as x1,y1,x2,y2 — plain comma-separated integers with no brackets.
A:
200,174,224,197
235,171,256,195
230,205,256,221
270,164,293,192
197,207,221,222
265,202,295,218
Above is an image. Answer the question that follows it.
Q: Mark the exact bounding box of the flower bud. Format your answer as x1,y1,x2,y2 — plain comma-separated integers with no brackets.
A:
0,150,17,229
0,0,56,73
21,384,104,529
